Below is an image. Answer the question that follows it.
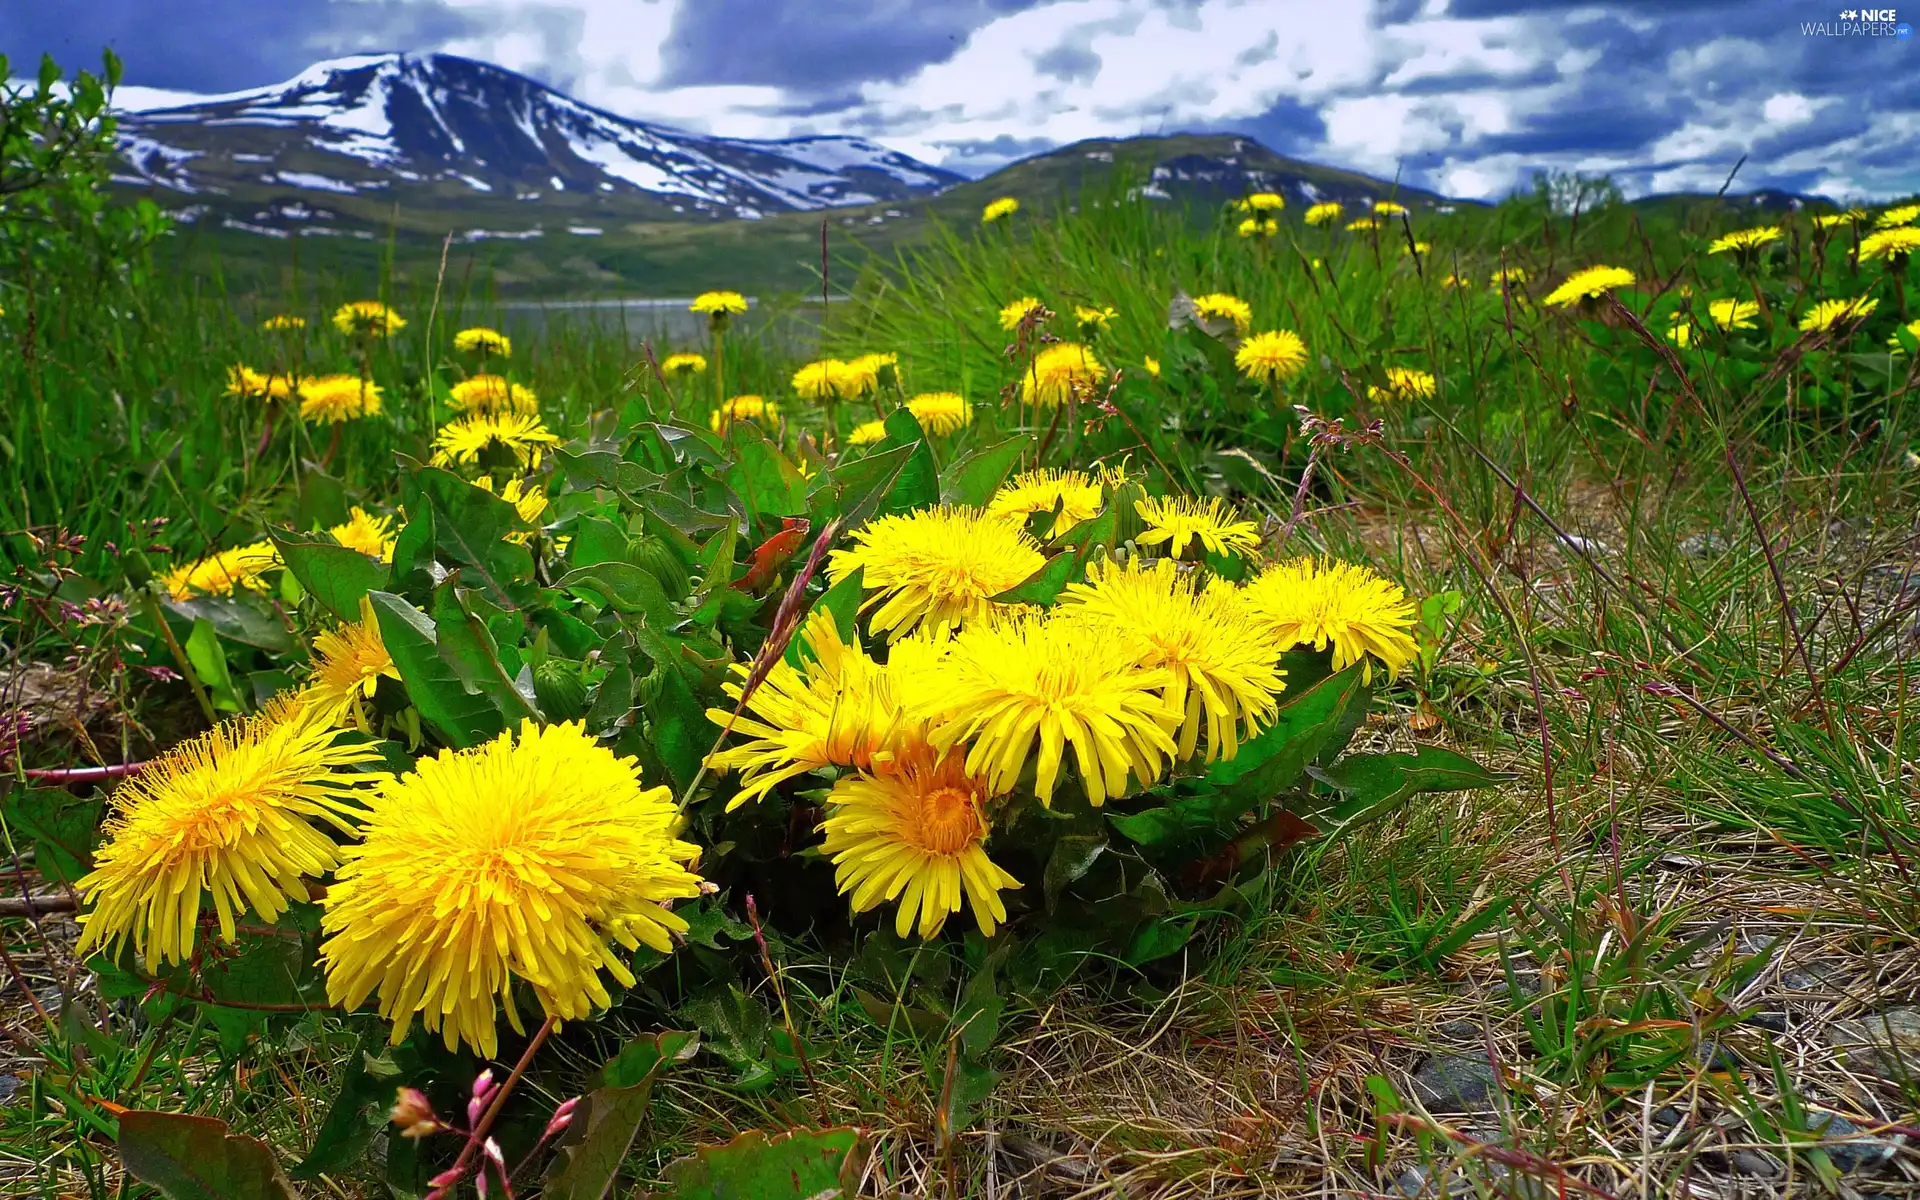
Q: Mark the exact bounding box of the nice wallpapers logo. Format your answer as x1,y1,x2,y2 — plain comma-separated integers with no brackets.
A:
1805,7,1912,33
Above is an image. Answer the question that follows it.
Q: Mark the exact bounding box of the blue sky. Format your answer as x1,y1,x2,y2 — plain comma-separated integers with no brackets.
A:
5,0,1916,200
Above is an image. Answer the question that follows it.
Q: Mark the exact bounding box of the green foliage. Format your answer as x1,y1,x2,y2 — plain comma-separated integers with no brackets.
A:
652,1128,866,1200
116,1110,302,1200
546,1031,701,1200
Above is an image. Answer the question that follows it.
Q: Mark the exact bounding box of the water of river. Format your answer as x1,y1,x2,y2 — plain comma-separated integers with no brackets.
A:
492,296,832,354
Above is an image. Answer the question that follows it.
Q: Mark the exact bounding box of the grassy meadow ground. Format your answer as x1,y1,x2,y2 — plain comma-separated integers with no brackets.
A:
4,179,1920,1198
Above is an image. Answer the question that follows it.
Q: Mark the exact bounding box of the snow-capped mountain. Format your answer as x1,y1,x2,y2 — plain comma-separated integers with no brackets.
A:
113,53,963,224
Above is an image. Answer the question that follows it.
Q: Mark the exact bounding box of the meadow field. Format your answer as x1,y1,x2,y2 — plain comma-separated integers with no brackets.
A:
5,71,1920,1199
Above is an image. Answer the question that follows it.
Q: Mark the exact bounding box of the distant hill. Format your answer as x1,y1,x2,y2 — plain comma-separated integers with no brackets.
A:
112,52,963,238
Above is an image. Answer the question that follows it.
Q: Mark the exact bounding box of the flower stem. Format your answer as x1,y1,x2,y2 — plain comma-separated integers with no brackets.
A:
431,1017,558,1199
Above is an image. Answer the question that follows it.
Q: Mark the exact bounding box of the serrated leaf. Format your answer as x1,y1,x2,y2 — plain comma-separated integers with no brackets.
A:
1042,834,1107,913
651,1128,865,1200
1312,745,1513,833
940,436,1026,507
544,1031,699,1200
270,531,385,621
1204,664,1365,801
0,787,100,885
430,578,537,724
368,591,504,748
558,562,676,627
726,430,808,519
408,462,535,609
116,1110,302,1200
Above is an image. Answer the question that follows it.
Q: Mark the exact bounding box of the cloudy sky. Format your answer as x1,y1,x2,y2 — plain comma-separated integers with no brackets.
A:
5,0,1916,200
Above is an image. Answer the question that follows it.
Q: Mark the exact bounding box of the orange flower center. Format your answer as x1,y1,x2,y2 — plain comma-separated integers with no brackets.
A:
914,785,982,856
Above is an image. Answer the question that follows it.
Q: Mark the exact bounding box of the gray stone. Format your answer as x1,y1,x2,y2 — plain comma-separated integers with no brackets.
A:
1651,1105,1683,1129
1680,532,1732,559
1392,1165,1433,1197
0,1074,19,1105
1436,1020,1480,1042
1412,1053,1499,1112
1727,1149,1781,1177
1780,961,1843,991
1827,1006,1920,1078
1746,1011,1789,1033
1811,1113,1899,1173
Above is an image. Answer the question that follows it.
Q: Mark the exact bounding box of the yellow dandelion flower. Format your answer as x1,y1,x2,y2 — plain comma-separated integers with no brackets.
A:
1242,558,1419,681
320,720,703,1057
473,475,550,543
822,744,1020,939
705,610,911,809
1874,204,1920,229
1374,201,1409,216
1707,226,1782,256
1143,355,1161,378
985,468,1105,535
1074,304,1118,332
690,290,748,315
1541,265,1636,308
432,412,560,468
663,352,708,376
1888,318,1920,351
1702,298,1757,329
77,700,384,967
848,420,888,446
332,301,405,337
448,374,538,416
452,327,511,357
1407,241,1432,255
1862,227,1920,262
1135,494,1261,559
1192,292,1253,331
827,506,1045,640
1059,558,1285,762
1814,209,1864,229
1020,342,1106,407
999,296,1045,331
1235,329,1309,384
1797,295,1879,333
1236,192,1285,212
982,196,1019,223
907,391,973,435
262,314,306,331
160,541,281,602
1490,267,1529,288
1346,217,1381,232
226,365,300,402
1367,366,1438,402
1237,217,1279,238
1304,201,1343,226
300,599,401,728
329,507,396,561
918,612,1179,807
840,352,896,397
1665,319,1696,349
298,374,383,423
792,358,849,402
710,394,779,432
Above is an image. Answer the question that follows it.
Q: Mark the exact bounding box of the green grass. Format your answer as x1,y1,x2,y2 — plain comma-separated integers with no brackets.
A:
6,182,1920,1197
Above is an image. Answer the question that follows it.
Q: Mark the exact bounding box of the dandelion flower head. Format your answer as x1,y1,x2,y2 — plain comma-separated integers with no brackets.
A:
453,327,511,357
298,374,383,423
1874,204,1920,229
78,700,384,967
1707,226,1782,256
907,391,973,436
262,314,306,332
1304,201,1343,226
332,301,406,337
822,744,1020,939
1135,494,1260,559
1862,227,1920,261
301,599,401,728
1367,367,1438,402
1059,558,1286,762
1707,298,1760,329
1235,329,1309,384
1541,265,1635,308
999,296,1046,331
432,411,560,468
710,394,779,431
1191,292,1253,331
161,542,281,602
663,352,708,376
320,720,703,1057
690,290,749,315
981,196,1019,223
1797,295,1879,332
329,507,396,561
985,468,1105,535
448,374,538,416
1243,557,1419,681
1020,342,1106,407
828,505,1045,639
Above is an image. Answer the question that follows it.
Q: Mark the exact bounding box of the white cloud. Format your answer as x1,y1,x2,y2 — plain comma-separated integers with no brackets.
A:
374,0,1917,198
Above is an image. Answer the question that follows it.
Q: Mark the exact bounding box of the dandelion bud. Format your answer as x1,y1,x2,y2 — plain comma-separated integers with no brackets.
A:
467,1069,496,1125
390,1088,441,1138
428,1166,466,1188
545,1096,581,1137
484,1137,506,1168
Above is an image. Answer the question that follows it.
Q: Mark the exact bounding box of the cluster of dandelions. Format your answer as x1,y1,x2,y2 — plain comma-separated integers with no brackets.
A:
703,478,1419,942
76,702,704,1058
